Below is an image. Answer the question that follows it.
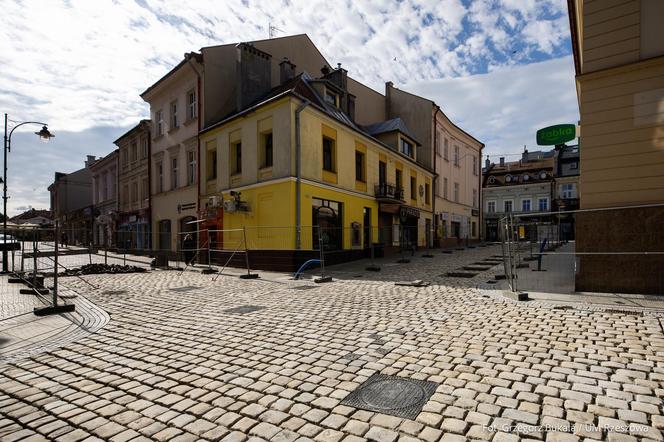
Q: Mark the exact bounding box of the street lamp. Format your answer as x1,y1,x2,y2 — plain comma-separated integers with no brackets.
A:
3,113,54,273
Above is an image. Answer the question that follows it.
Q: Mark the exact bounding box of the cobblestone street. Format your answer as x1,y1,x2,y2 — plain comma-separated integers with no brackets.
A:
1,246,664,442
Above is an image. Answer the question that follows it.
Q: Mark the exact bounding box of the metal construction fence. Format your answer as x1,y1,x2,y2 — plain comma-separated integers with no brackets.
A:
499,203,664,296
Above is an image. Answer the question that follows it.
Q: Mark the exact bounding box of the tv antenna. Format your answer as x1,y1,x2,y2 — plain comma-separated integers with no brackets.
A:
269,23,283,39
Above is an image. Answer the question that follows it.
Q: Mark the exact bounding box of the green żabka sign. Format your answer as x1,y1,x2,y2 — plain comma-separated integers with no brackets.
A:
536,124,577,145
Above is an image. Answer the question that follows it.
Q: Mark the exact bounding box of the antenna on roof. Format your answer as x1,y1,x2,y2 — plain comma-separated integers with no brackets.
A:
268,23,283,39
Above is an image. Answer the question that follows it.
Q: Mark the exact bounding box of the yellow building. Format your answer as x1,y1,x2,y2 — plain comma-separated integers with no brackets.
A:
568,0,664,293
199,64,434,270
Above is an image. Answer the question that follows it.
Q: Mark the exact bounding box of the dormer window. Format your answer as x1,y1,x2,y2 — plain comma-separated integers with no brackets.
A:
324,90,338,106
400,138,414,158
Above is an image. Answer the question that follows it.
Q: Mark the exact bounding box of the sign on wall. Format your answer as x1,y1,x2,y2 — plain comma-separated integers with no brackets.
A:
536,124,577,145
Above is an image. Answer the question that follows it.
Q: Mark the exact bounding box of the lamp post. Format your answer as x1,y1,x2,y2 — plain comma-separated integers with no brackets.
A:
3,113,54,273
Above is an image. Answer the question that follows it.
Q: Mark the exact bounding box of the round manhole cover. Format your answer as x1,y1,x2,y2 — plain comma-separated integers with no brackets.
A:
359,379,426,410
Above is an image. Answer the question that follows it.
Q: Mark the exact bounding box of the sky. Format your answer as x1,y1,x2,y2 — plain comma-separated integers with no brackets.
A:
0,0,578,215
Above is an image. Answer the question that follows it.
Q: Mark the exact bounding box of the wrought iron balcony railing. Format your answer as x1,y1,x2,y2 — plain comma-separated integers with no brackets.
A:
375,183,404,201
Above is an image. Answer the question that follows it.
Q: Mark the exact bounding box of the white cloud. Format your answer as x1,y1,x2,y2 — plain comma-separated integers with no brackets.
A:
404,56,579,159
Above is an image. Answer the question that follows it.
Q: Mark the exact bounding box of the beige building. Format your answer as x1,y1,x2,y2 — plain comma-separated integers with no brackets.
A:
141,53,202,252
89,150,118,247
114,120,151,250
568,0,664,293
385,83,484,246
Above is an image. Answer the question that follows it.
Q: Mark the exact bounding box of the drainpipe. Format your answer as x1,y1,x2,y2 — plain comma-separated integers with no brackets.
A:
432,106,440,248
295,99,310,250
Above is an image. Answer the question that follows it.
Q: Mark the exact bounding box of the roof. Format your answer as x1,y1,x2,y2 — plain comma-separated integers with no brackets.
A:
114,119,150,145
140,52,202,99
362,118,421,145
10,209,52,222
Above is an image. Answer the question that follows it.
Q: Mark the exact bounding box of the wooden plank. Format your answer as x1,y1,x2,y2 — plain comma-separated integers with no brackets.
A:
584,0,639,27
584,12,639,38
583,24,639,50
584,37,639,62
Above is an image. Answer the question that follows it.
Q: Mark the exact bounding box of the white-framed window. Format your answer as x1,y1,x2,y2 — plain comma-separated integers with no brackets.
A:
522,199,531,212
400,138,414,158
538,197,549,211
187,151,196,186
156,110,163,136
561,183,576,199
504,200,513,213
170,100,178,129
141,137,148,158
453,182,459,203
487,201,496,213
472,189,478,208
171,157,178,189
453,145,460,166
187,90,196,120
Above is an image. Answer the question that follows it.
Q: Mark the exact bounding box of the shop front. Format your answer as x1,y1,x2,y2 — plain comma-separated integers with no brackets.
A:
117,209,150,250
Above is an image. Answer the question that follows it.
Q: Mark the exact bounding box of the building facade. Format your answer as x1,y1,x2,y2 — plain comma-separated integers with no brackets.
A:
199,63,435,270
48,155,96,245
385,83,484,247
482,152,556,242
141,53,202,253
89,150,118,247
568,0,664,293
115,120,151,250
553,144,580,240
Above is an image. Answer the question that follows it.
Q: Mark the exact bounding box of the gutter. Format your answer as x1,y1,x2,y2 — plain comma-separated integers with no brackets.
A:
186,54,203,222
294,99,310,250
432,106,440,248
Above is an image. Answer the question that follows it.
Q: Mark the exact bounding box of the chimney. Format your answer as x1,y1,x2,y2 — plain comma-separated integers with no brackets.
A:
85,155,96,167
236,43,272,111
499,157,505,167
385,81,394,118
321,65,331,76
279,57,296,84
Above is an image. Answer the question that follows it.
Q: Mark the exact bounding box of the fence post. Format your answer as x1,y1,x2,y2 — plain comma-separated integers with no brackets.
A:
314,226,332,283
201,229,217,274
20,232,25,273
53,222,59,307
32,228,37,287
365,224,380,271
239,226,258,279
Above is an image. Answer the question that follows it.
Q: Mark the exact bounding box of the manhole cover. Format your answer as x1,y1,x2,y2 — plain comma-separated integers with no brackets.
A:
223,305,266,314
341,373,438,419
170,286,200,292
291,285,317,291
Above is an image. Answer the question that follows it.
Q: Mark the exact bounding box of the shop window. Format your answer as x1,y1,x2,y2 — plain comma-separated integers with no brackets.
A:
312,197,342,251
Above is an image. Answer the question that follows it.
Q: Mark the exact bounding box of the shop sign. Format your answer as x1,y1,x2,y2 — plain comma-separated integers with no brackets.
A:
399,206,420,220
471,209,480,217
536,124,576,145
177,202,196,213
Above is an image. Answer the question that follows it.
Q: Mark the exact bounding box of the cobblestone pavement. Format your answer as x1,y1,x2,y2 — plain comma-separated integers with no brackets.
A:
1,245,663,442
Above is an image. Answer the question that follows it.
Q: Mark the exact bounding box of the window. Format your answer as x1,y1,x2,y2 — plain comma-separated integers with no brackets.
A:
156,110,163,136
487,201,496,213
260,132,273,168
443,139,449,160
187,90,196,120
453,145,460,166
141,137,148,158
141,177,149,200
123,185,129,205
522,199,531,212
538,198,548,211
131,182,138,203
157,161,163,192
410,176,417,200
312,198,343,251
472,156,478,175
435,133,441,156
400,138,414,158
187,151,196,185
322,136,335,172
472,222,476,237
396,169,403,189
355,151,365,182
561,183,576,199
207,150,217,181
570,162,578,170
425,183,430,205
504,200,513,212
170,100,178,129
453,182,459,203
122,150,128,167
443,177,448,199
324,90,337,106
131,141,137,163
472,189,478,208
379,161,386,185
171,158,178,189
231,141,242,175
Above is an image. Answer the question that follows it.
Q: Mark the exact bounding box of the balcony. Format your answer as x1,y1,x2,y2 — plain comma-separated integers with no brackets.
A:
375,183,404,202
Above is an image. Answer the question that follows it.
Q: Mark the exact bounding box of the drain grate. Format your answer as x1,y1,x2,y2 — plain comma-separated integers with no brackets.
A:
603,309,643,317
223,305,266,314
170,286,200,292
341,373,438,419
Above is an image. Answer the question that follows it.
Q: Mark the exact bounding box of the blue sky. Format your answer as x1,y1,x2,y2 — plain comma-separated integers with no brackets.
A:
0,0,578,215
